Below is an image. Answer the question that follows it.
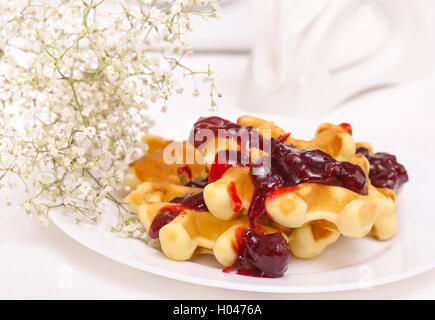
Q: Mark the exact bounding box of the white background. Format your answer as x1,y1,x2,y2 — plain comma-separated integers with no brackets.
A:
1,0,435,299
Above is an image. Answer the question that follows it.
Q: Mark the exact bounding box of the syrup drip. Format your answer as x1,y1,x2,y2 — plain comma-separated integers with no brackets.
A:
170,191,208,212
189,116,264,152
228,182,242,213
223,229,291,278
149,192,208,239
149,204,184,239
208,150,250,183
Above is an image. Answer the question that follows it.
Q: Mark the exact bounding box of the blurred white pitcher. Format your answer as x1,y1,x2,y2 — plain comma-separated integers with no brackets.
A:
239,0,435,116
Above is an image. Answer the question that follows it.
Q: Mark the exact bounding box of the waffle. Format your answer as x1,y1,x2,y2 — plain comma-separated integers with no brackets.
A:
126,173,339,263
199,130,270,167
136,200,274,263
136,198,336,262
203,156,395,238
353,140,398,240
237,115,356,161
124,115,408,277
124,181,202,213
126,139,208,189
288,223,340,259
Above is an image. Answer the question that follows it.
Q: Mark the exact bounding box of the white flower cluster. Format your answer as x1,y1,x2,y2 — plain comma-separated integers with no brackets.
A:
0,0,220,232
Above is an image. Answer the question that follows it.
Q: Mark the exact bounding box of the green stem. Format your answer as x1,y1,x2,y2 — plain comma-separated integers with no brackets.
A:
69,81,88,127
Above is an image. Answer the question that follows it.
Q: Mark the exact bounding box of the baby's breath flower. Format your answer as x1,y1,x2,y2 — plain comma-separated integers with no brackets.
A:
0,0,221,239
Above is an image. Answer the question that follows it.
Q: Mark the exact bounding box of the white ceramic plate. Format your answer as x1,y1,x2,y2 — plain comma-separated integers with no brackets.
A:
50,116,435,293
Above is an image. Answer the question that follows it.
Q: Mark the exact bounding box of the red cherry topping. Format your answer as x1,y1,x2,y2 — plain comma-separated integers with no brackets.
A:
356,147,408,191
277,132,291,143
339,123,353,135
149,204,184,239
228,182,242,213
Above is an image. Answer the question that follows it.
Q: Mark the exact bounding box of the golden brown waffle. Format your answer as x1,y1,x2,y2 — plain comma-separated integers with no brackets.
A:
127,140,208,189
356,141,374,153
141,135,172,155
138,200,338,262
124,115,406,272
124,181,202,213
203,154,396,239
288,223,340,259
124,182,337,262
369,187,397,241
355,141,398,241
199,132,270,166
137,200,279,264
237,115,355,160
127,181,344,262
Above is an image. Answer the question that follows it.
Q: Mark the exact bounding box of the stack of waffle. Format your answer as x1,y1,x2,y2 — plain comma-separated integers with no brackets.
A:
123,116,406,276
